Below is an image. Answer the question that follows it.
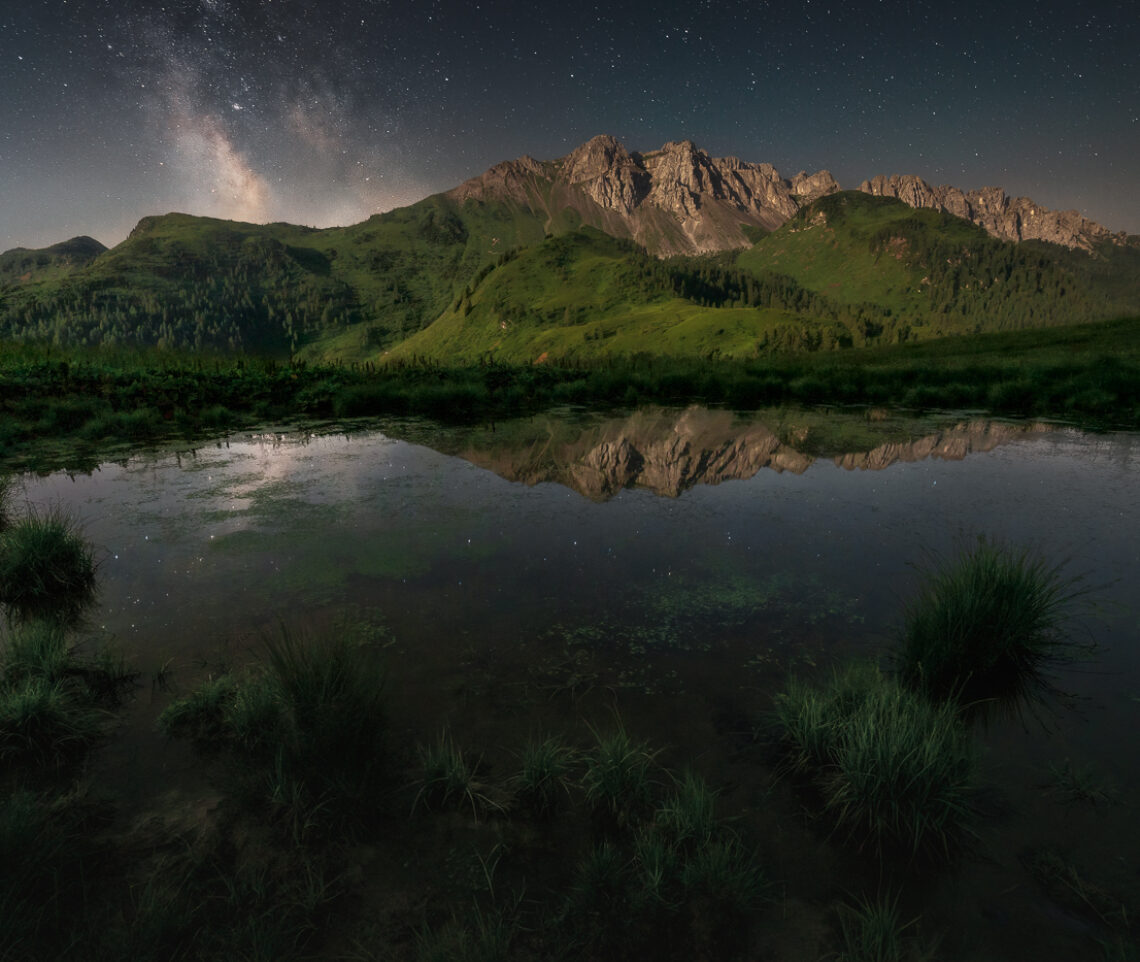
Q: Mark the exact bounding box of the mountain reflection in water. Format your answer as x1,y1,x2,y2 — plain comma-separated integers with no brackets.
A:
417,406,1055,500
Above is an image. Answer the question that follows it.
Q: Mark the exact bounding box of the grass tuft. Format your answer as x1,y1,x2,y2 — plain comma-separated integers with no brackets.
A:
415,730,500,819
581,721,660,834
0,506,98,625
774,661,977,860
511,734,577,818
0,675,106,765
836,890,928,962
897,541,1089,719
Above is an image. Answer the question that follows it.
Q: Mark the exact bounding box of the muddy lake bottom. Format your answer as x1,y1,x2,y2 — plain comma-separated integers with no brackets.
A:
9,406,1140,960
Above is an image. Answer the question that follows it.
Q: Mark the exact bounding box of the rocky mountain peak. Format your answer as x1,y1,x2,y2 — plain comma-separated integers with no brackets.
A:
858,173,1121,251
446,135,1126,256
447,134,841,255
561,134,648,214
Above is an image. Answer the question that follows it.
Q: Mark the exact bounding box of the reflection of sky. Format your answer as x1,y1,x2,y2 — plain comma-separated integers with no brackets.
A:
13,423,1140,788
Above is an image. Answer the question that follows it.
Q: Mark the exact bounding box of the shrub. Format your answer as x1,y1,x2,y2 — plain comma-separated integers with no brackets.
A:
897,541,1088,718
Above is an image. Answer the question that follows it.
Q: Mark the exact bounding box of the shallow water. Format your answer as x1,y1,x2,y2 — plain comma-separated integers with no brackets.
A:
10,406,1140,959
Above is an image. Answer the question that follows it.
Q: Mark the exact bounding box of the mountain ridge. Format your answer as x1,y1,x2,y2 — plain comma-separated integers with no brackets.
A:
2,135,1138,361
446,134,1130,257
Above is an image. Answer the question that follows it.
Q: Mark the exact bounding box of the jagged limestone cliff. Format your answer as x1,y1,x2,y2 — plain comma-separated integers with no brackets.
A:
449,134,1128,256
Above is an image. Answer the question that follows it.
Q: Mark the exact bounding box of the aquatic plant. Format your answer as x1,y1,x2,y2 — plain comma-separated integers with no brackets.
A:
263,627,388,779
0,506,97,624
0,474,12,532
511,734,577,817
2,619,71,682
415,730,499,819
581,722,660,833
836,890,926,962
157,674,238,746
415,902,518,962
1043,758,1118,808
160,627,390,833
897,541,1089,718
679,835,768,914
654,770,718,851
0,675,106,765
774,662,977,860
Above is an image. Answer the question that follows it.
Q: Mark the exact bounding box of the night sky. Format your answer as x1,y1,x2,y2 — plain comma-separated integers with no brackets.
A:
2,0,1137,252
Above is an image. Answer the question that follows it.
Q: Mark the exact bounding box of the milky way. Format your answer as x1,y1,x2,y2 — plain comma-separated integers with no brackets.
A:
2,0,1137,250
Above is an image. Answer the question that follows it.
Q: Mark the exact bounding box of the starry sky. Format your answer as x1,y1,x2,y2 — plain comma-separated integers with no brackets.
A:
2,0,1137,252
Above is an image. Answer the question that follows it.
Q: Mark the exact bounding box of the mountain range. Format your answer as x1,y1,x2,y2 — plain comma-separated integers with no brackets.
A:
2,135,1137,363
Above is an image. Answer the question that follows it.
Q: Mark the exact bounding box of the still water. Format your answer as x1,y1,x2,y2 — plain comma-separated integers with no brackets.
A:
11,405,1140,958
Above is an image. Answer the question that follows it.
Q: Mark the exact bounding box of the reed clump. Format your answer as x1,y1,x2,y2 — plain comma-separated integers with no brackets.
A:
774,661,977,861
0,506,97,625
897,541,1088,718
158,627,389,832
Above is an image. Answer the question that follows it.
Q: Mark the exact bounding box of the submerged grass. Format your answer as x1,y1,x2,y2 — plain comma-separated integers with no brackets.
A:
774,662,977,861
159,626,389,835
897,541,1089,719
836,890,929,962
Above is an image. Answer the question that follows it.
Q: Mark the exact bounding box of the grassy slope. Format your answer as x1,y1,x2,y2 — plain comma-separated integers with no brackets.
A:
384,194,1140,366
3,189,1138,368
736,194,947,317
0,196,551,357
736,192,1133,335
0,236,107,287
383,230,807,364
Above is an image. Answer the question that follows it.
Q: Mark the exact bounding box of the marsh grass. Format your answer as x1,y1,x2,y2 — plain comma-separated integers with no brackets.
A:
0,620,130,768
774,662,977,861
1026,848,1134,932
0,505,98,625
157,674,238,746
897,541,1090,720
511,734,577,817
558,760,767,961
415,730,501,819
0,675,107,764
415,902,518,962
1044,758,1119,808
654,769,718,851
159,627,389,834
3,618,71,681
0,474,12,532
836,891,929,962
581,721,661,834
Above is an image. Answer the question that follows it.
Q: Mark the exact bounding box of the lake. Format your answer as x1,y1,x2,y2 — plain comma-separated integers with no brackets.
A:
11,405,1140,959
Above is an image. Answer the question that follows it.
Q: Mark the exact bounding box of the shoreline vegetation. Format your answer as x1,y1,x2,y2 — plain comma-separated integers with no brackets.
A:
1,315,1138,470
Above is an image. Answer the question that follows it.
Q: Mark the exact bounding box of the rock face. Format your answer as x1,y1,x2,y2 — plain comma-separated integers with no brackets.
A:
858,174,1124,252
449,134,840,256
449,134,1129,255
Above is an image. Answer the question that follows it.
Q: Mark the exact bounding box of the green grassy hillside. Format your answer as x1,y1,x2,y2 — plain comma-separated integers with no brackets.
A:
2,191,1138,366
737,192,1132,335
381,229,866,364
0,196,550,357
0,236,106,286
